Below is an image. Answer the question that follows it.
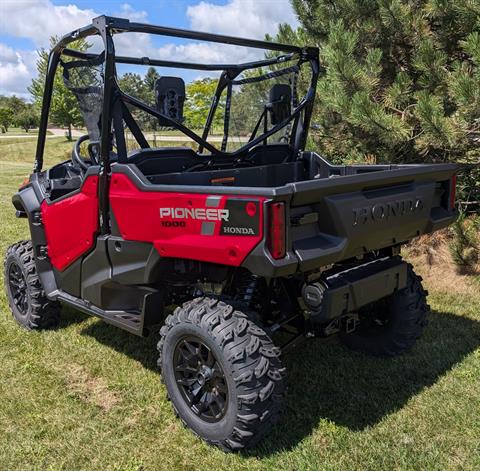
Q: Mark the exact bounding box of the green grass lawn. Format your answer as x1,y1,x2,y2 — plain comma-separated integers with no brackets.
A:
0,138,479,470
0,128,55,136
1,127,39,136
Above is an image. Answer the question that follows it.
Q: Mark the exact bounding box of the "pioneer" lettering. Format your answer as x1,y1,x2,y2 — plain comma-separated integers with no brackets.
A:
159,207,229,222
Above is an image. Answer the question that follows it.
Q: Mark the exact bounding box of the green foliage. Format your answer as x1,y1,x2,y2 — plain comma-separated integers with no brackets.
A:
116,71,223,133
16,107,40,133
0,96,39,133
0,95,28,116
449,214,480,273
28,37,89,140
279,0,480,206
118,72,152,132
118,73,149,100
117,67,181,132
184,78,223,131
0,107,14,133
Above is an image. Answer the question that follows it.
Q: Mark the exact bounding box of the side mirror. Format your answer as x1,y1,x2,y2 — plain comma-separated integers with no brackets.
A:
155,77,185,125
268,84,291,125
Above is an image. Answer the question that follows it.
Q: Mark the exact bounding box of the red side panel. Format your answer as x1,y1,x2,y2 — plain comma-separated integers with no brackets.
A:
109,173,265,267
41,176,99,271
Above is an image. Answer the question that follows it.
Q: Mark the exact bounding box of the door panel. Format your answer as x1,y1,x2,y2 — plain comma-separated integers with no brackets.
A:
41,175,99,271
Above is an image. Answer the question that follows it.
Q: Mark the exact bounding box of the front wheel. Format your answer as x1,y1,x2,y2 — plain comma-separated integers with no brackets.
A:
340,264,429,356
157,297,286,451
4,241,61,330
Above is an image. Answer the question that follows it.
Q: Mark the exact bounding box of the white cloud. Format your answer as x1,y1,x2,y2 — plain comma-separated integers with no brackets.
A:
0,44,20,64
0,44,36,97
156,42,253,64
0,0,299,96
187,0,298,39
100,0,298,69
81,4,151,55
0,0,100,97
118,3,148,22
0,0,97,48
0,0,151,96
154,0,298,68
114,33,155,57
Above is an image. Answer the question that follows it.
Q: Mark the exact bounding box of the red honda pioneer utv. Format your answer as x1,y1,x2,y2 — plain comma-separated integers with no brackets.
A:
4,16,457,451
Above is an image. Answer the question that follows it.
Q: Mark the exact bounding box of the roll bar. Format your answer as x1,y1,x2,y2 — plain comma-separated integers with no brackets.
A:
35,15,320,172
33,15,320,233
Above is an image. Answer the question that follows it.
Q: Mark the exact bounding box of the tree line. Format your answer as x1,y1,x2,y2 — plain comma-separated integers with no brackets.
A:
23,35,225,138
117,71,225,132
0,96,39,133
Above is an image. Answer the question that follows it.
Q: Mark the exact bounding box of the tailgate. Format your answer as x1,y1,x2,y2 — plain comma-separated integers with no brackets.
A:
288,163,457,271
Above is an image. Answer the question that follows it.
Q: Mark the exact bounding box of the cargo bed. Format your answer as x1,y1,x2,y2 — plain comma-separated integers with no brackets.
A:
112,150,458,277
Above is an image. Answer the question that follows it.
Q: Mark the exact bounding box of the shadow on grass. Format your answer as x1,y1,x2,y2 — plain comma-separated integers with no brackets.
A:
58,305,90,329
80,309,480,456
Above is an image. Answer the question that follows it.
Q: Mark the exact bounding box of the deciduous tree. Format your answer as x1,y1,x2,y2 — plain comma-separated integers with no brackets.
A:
0,107,14,133
184,78,223,131
17,107,39,133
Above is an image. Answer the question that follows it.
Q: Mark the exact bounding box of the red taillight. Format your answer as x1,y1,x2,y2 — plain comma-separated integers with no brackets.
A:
268,202,286,259
246,201,257,217
450,174,457,210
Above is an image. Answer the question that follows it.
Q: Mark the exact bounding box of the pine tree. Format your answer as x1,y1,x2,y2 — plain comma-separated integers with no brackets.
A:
144,67,160,101
29,37,88,140
274,0,480,208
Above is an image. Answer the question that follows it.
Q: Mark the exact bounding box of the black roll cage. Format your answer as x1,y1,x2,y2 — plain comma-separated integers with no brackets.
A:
35,15,320,171
34,15,320,232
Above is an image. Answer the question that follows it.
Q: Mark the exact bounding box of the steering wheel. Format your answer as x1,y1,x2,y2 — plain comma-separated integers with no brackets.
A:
71,134,100,170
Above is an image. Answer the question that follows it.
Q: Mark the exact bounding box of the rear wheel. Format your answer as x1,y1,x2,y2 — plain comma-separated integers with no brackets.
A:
158,297,286,451
4,241,61,330
340,264,429,356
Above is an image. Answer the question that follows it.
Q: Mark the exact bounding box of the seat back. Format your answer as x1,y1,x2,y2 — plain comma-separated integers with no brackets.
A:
127,147,198,176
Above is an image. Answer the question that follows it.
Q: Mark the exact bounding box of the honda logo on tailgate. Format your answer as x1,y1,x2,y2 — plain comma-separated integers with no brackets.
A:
353,197,424,226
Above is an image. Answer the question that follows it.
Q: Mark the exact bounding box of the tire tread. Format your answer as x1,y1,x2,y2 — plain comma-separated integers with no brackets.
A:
157,297,286,451
4,240,61,330
340,263,430,357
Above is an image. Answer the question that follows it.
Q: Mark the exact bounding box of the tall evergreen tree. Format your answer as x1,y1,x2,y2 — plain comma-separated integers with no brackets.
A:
274,1,480,208
144,67,160,101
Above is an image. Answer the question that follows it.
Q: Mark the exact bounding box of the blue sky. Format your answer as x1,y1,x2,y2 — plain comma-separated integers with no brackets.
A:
0,0,298,98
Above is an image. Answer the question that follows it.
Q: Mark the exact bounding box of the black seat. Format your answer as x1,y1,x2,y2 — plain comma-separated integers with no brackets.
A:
126,144,294,180
244,144,293,165
126,147,199,176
